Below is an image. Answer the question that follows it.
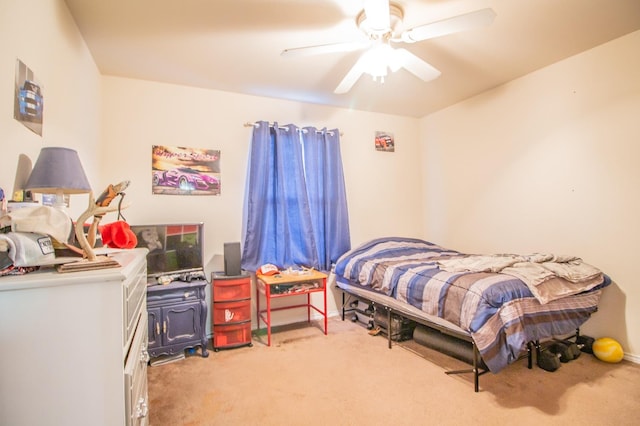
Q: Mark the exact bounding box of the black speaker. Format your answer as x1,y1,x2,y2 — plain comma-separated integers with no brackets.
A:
223,242,241,276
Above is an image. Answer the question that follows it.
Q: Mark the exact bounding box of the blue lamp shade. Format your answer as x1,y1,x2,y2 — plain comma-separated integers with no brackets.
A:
25,147,91,194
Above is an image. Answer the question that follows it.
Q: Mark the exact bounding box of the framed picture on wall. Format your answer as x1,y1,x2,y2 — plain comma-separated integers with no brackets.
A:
375,131,394,152
13,59,44,136
151,145,221,195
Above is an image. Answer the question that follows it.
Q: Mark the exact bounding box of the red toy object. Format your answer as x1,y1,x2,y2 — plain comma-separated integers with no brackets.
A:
100,221,137,249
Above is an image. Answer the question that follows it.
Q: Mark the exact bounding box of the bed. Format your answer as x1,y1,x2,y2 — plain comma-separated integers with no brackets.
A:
332,237,610,390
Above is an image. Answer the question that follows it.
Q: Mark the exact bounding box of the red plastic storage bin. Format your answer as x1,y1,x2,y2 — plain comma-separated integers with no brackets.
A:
213,277,250,302
213,300,251,324
214,322,252,349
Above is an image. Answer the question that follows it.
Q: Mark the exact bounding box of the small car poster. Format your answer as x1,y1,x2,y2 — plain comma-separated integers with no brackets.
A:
375,131,394,152
14,59,44,136
152,145,221,196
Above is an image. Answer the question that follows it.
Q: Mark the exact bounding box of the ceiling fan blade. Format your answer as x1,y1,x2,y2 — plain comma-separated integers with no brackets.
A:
399,8,496,43
281,40,369,58
393,48,441,82
363,0,390,32
334,54,368,94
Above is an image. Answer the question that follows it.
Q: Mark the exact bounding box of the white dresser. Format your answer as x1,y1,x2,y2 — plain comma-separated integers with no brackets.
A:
0,248,149,426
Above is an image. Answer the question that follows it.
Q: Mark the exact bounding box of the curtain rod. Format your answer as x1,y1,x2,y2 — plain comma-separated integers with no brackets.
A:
243,122,343,136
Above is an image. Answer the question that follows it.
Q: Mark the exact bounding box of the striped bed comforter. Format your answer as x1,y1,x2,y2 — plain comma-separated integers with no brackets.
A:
334,237,610,373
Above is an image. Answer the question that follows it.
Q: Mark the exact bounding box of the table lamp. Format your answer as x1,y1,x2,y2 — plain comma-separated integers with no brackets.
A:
25,147,92,209
24,147,124,271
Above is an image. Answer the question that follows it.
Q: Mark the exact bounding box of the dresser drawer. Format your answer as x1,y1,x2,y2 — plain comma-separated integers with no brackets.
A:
125,314,149,426
124,260,148,350
213,300,251,324
213,276,250,301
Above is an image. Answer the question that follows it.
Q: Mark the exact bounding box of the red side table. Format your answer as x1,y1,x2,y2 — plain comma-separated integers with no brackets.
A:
256,270,328,346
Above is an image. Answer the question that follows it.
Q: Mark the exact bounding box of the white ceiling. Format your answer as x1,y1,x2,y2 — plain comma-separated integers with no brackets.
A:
64,0,640,118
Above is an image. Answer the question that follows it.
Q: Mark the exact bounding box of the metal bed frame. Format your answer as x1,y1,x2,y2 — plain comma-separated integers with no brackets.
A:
340,290,539,392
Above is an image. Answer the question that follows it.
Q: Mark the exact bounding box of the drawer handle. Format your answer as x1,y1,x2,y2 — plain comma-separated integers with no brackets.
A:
163,321,167,334
184,291,193,299
136,397,148,418
156,322,160,336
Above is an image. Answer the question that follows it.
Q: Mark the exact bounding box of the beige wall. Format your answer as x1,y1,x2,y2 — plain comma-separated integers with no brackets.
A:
0,0,101,220
420,30,640,361
100,77,424,324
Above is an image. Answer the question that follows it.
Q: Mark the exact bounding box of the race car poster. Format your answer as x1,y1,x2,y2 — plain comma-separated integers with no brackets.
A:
14,59,44,136
152,145,221,196
374,131,394,152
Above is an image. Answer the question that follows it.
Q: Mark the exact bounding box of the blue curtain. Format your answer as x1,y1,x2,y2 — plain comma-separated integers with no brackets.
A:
241,121,350,272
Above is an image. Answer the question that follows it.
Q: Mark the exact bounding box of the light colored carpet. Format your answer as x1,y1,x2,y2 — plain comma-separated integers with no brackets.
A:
148,317,640,425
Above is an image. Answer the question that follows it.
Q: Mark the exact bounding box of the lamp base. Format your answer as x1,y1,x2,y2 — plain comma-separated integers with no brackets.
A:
56,255,120,273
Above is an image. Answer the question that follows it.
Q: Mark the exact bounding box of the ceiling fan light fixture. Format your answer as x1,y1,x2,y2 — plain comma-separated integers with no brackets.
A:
361,42,404,82
360,48,387,80
387,49,404,73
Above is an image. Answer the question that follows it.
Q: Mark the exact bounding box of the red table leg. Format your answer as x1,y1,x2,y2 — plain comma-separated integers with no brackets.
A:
266,284,272,346
323,276,328,334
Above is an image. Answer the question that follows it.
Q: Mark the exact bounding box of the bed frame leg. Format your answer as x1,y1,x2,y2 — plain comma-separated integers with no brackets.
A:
444,340,485,392
340,291,358,321
472,341,479,392
534,340,541,365
455,343,480,392
386,307,392,349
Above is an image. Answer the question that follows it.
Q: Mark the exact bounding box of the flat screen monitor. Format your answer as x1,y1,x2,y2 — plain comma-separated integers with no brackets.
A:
129,222,204,279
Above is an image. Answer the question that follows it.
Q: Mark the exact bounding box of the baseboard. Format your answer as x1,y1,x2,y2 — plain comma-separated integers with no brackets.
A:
624,352,640,364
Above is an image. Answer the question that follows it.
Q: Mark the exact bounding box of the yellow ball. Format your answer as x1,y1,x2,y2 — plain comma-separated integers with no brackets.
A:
592,337,624,363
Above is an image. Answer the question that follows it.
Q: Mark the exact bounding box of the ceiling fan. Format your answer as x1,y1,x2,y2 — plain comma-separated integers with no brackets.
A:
281,0,496,94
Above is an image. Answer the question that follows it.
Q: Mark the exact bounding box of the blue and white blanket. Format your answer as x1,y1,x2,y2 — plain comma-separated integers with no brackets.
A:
334,237,610,373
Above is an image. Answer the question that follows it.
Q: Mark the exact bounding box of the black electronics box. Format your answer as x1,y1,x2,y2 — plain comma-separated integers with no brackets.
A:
223,242,241,276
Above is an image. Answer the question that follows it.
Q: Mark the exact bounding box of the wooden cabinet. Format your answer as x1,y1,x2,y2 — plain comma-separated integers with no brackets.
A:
211,272,253,350
0,249,149,426
146,279,209,358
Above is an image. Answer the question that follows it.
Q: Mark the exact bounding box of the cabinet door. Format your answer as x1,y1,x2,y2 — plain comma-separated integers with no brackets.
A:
147,307,162,350
164,302,202,346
